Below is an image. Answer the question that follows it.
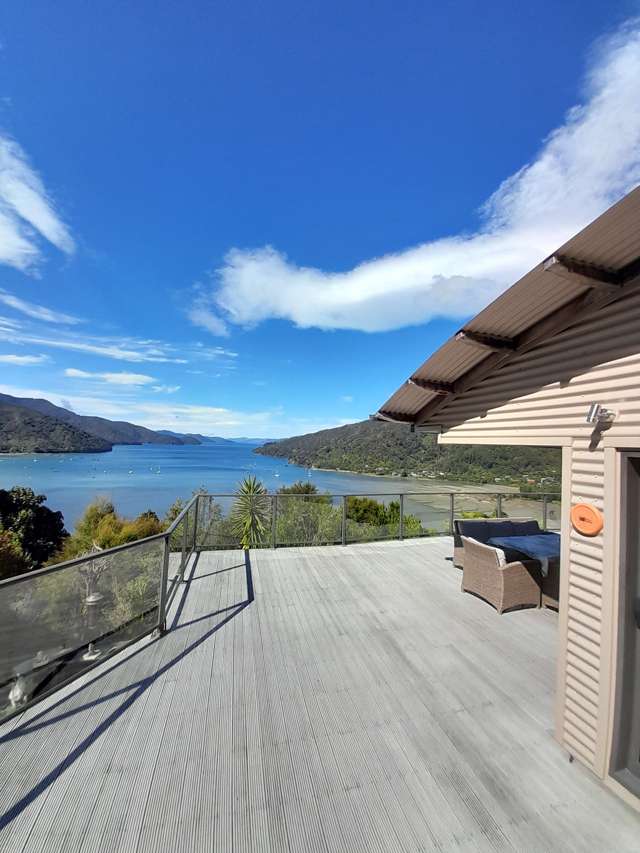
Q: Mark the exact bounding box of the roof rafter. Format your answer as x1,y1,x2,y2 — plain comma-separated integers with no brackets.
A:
407,378,454,394
454,330,517,352
411,254,640,425
543,254,625,286
370,410,416,424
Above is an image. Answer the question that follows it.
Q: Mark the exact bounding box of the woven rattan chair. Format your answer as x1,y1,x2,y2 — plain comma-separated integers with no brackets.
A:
461,536,542,613
452,517,542,569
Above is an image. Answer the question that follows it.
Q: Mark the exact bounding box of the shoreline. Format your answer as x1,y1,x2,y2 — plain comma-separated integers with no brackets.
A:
270,457,524,494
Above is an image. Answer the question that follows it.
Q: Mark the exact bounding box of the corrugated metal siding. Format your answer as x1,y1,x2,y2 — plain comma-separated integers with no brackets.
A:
437,289,640,777
436,290,640,440
563,438,604,766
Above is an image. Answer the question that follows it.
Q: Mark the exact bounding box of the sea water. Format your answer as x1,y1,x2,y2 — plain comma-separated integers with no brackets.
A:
0,443,506,531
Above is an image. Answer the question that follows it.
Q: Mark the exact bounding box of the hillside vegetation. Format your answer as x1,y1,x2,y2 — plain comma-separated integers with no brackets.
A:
0,403,112,453
256,420,561,487
0,393,182,446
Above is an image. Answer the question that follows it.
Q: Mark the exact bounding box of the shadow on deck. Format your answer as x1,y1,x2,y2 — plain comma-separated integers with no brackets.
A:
0,538,638,852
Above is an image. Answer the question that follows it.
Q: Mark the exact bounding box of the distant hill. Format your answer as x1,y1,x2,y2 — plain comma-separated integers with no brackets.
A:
0,393,185,448
156,430,202,445
232,437,277,445
256,420,561,487
157,430,235,445
0,402,112,453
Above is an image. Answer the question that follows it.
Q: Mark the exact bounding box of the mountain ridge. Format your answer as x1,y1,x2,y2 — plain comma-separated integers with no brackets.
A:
0,401,113,453
255,419,561,486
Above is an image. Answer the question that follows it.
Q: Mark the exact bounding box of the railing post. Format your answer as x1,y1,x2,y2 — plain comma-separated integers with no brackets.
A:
399,494,404,540
157,534,171,634
448,493,455,535
497,493,503,518
542,494,548,530
341,496,347,546
271,494,277,549
181,508,189,578
192,494,199,552
207,494,214,548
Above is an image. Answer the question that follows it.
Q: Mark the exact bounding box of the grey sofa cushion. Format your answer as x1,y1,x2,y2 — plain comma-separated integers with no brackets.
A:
456,520,489,541
455,517,544,552
503,520,541,537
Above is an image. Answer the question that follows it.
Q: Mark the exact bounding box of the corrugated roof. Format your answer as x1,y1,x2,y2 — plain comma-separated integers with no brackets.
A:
376,186,640,426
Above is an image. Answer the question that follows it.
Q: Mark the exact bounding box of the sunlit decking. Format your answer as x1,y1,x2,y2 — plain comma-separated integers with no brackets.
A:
1,537,639,852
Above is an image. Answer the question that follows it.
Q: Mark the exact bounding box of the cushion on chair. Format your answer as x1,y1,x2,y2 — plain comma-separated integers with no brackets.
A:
463,536,507,566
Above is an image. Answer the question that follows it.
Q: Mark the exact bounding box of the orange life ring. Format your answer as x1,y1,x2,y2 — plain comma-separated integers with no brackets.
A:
571,503,603,536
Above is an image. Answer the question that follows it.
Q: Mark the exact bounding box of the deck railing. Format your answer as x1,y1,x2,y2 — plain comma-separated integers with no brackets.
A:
0,489,559,720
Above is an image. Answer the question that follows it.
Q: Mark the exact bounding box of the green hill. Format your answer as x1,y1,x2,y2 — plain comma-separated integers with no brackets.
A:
0,393,185,447
256,420,561,488
0,403,112,453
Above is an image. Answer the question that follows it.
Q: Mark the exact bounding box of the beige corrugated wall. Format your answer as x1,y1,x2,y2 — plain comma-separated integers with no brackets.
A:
435,289,640,784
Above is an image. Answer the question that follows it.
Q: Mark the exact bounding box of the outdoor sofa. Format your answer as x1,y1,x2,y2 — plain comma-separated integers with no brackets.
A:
453,517,560,612
459,535,543,613
452,517,544,568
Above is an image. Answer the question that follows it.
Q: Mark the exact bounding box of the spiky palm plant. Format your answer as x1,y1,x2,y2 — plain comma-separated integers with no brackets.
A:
230,476,271,549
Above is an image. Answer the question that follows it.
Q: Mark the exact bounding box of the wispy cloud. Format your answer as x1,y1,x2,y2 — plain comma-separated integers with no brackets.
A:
0,320,242,367
188,342,238,360
0,135,74,271
0,315,21,332
0,353,49,365
340,395,353,403
192,20,640,334
0,289,82,324
0,330,189,364
152,384,181,394
187,291,229,337
64,368,156,386
0,381,356,438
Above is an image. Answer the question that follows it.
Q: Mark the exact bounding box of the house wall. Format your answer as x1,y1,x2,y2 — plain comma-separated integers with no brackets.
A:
434,289,640,791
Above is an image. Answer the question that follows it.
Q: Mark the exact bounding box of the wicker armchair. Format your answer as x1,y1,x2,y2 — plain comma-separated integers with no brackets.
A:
461,536,542,614
452,517,543,569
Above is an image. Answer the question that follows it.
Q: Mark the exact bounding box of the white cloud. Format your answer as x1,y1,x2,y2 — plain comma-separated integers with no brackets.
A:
0,289,81,324
187,298,229,337
0,135,74,271
0,315,20,332
0,353,48,365
152,384,181,394
340,395,353,403
194,20,640,334
0,323,241,367
64,368,156,386
0,381,358,438
1,331,189,363
188,342,238,360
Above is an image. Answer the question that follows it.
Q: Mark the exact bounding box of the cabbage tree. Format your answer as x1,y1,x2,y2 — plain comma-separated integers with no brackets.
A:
231,476,271,549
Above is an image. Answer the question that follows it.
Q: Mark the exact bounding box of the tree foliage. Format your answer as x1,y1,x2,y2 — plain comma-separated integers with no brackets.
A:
257,420,561,486
52,499,165,563
0,486,67,572
0,529,29,579
230,476,271,549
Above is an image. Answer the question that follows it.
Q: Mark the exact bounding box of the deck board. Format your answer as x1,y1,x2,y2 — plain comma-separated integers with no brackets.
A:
1,538,639,852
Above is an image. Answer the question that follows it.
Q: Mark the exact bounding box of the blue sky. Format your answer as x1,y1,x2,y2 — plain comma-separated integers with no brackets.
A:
0,2,638,437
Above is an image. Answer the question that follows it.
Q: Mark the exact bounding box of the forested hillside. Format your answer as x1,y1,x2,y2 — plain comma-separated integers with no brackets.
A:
0,393,183,446
256,420,561,487
0,403,112,453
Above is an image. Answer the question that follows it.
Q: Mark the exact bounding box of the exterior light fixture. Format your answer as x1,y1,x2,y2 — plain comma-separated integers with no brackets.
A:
585,402,616,426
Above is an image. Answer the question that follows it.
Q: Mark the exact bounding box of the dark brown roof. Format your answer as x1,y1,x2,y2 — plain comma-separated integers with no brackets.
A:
375,186,640,427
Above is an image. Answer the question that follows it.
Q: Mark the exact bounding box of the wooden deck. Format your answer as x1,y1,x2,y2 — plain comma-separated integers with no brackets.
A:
0,538,638,852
